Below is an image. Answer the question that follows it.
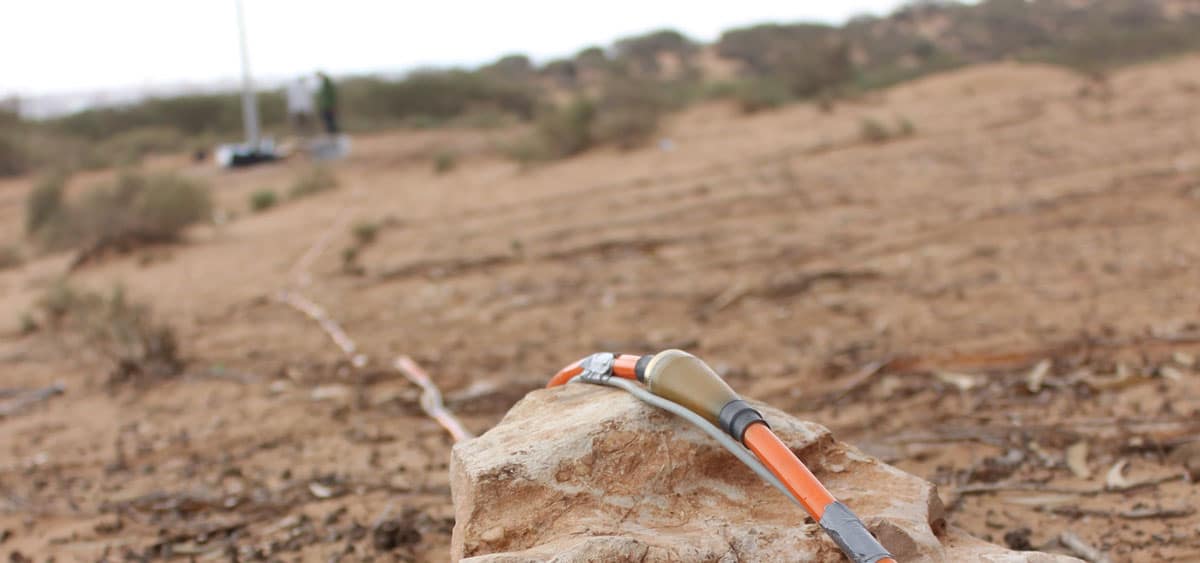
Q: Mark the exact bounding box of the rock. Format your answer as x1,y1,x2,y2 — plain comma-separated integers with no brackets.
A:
310,384,351,402
451,385,1079,562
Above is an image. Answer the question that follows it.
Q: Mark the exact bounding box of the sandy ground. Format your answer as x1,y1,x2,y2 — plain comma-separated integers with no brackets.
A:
2,56,1200,561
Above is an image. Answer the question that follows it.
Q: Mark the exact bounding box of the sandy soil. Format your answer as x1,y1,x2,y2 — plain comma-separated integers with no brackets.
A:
2,57,1200,561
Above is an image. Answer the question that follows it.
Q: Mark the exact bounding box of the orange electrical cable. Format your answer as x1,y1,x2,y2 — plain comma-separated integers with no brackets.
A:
547,360,583,388
743,422,897,562
547,354,642,388
613,354,641,380
743,422,836,519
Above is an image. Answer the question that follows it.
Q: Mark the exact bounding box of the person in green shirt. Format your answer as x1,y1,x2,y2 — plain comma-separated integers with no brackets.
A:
316,71,339,134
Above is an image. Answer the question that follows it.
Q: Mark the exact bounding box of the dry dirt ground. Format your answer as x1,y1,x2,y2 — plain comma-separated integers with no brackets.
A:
2,57,1200,561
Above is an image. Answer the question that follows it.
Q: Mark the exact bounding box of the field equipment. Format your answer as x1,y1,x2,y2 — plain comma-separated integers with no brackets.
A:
548,350,895,563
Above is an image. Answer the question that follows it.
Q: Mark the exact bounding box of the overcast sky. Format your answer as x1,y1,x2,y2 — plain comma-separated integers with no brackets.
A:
3,0,909,96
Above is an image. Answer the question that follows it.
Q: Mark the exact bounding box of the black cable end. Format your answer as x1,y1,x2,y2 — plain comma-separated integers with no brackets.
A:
718,399,767,442
634,354,654,382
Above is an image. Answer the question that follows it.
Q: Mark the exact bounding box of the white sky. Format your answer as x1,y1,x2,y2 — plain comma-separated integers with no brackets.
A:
2,0,908,97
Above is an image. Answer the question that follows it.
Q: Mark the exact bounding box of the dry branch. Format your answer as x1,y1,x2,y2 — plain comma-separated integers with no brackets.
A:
0,383,65,417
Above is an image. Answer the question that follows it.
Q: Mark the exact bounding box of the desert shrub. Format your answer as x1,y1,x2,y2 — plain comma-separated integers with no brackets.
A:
36,281,182,384
352,221,379,246
591,78,667,150
530,98,597,160
859,116,917,144
289,166,339,199
48,92,285,141
717,23,853,98
593,107,659,149
90,126,186,167
0,131,28,177
130,173,213,235
0,245,23,270
0,106,27,177
26,172,68,234
614,29,698,75
859,118,892,143
433,151,457,174
340,69,540,130
249,189,278,212
733,79,794,113
18,312,38,335
512,76,670,162
34,171,212,252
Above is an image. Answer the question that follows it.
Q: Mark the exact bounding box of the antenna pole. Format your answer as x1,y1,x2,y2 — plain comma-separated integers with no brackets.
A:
235,0,261,146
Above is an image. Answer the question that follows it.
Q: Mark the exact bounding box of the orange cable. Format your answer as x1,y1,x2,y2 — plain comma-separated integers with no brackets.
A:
743,422,836,520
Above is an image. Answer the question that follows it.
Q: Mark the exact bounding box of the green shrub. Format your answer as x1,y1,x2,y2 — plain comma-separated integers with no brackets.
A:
289,166,339,199
896,117,916,137
734,79,794,113
530,98,597,160
433,151,458,174
131,173,213,236
18,312,38,335
26,172,68,234
352,221,379,246
0,245,23,270
592,79,665,149
36,281,181,384
35,171,212,251
859,118,892,143
249,189,278,212
0,131,28,177
90,126,186,167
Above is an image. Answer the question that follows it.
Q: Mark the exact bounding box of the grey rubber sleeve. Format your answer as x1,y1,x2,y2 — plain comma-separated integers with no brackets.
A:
818,501,893,563
578,376,801,507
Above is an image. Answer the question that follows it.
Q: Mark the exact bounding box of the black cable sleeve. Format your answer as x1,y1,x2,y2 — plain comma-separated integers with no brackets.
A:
818,502,893,563
634,354,654,382
718,399,767,441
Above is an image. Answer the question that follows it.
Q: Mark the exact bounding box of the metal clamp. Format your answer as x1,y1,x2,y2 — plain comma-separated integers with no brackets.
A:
578,352,615,383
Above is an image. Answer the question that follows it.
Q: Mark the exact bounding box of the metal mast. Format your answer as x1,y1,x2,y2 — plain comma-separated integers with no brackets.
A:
235,0,260,146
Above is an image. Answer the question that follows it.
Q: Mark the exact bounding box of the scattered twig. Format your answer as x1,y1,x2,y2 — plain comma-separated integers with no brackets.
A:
955,472,1186,498
1059,531,1110,563
831,359,891,404
1119,505,1195,519
0,382,65,417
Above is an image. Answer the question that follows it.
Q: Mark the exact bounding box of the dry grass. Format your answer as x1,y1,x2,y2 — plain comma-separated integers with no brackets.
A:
31,171,212,255
36,281,182,385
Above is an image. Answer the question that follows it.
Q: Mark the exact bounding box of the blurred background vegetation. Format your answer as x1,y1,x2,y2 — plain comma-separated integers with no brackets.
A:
3,0,1200,175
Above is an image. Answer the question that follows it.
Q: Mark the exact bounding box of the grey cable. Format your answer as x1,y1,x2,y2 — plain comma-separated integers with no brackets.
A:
577,376,800,506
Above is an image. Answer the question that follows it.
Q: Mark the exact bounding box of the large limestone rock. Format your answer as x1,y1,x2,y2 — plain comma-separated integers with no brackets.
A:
451,385,1078,562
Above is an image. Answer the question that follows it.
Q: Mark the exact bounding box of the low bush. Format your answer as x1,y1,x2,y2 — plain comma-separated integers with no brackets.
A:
26,172,68,234
859,118,892,143
529,98,597,160
733,79,794,113
0,131,28,177
289,166,339,199
0,245,23,270
352,221,379,246
249,189,278,212
859,116,917,144
36,281,182,385
31,171,212,253
433,151,457,174
591,79,666,149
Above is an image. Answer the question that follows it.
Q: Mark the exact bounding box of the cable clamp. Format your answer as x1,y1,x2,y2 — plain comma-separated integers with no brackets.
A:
578,352,615,383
